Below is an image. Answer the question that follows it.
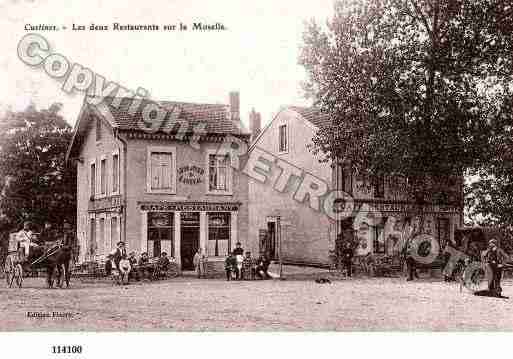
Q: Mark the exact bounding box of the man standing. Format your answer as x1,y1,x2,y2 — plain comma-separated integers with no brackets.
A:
193,248,207,279
404,239,419,281
341,242,354,277
232,242,244,280
482,239,510,297
111,241,127,271
40,221,56,244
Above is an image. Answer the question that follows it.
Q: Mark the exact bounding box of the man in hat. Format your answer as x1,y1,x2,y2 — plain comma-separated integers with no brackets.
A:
16,221,36,258
111,241,127,271
482,238,510,296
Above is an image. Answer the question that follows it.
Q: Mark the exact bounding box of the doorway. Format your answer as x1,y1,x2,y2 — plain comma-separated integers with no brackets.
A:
180,212,200,270
266,221,277,260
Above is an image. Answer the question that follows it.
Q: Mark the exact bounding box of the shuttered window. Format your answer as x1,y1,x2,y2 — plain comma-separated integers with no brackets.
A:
112,153,119,193
90,163,96,197
100,158,106,195
151,152,173,190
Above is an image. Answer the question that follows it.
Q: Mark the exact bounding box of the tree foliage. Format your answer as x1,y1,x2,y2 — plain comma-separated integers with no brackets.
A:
0,103,76,231
300,0,512,211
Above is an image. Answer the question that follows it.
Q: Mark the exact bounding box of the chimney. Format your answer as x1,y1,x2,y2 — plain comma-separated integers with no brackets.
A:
249,108,262,142
229,91,240,121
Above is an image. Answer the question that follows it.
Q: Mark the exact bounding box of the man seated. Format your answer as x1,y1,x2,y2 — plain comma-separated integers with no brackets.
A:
138,252,149,266
224,253,236,281
16,221,41,261
128,252,139,281
242,251,254,280
154,252,171,279
255,252,271,280
137,252,150,280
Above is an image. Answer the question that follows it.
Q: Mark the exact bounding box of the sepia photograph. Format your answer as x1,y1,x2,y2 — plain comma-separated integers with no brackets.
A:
1,0,513,345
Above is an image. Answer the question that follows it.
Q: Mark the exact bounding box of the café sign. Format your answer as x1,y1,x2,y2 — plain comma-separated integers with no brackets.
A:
178,165,204,185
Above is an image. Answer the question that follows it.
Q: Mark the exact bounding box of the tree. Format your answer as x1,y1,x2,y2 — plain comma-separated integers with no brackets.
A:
465,124,513,228
0,103,76,232
300,0,513,240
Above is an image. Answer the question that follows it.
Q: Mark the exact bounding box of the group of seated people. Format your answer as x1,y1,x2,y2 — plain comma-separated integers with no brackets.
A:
224,242,272,281
104,241,172,282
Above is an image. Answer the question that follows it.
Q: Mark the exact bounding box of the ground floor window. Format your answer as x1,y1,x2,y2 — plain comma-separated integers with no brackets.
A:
99,217,105,256
110,216,118,252
207,212,231,257
437,218,450,249
147,212,174,258
372,224,386,254
89,218,97,258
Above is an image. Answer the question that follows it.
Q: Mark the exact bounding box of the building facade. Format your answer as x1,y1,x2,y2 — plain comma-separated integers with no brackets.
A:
67,93,250,271
248,106,464,266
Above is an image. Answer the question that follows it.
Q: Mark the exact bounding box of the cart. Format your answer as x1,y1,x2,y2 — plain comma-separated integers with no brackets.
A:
4,233,24,288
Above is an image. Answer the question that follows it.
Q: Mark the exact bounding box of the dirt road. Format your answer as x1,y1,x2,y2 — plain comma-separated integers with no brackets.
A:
1,274,512,331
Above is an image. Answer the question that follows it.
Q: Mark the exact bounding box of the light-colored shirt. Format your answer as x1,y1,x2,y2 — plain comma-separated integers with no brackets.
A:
17,230,33,243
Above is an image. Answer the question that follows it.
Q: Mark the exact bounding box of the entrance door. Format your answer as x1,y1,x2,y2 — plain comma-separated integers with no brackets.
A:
180,212,200,270
266,222,277,260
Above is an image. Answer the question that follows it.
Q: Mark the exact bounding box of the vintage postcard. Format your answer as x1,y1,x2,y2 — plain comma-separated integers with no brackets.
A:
1,0,513,345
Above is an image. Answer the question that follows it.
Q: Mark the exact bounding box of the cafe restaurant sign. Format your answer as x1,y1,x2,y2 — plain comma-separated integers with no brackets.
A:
178,165,204,185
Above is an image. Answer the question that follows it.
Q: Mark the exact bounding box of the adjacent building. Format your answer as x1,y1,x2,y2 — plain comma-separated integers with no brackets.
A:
66,92,250,271
248,106,464,266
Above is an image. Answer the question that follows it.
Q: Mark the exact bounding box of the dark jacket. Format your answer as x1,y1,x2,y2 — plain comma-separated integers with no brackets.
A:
233,247,244,256
341,247,354,263
157,256,170,271
225,256,236,270
113,247,127,268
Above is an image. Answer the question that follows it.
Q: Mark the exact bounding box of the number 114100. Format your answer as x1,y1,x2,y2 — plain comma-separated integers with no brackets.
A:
51,346,82,354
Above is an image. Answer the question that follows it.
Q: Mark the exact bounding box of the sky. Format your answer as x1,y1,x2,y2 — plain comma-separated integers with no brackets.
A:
0,0,335,128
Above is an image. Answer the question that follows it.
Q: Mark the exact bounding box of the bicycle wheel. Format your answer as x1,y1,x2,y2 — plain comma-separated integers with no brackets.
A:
14,264,23,288
4,256,14,288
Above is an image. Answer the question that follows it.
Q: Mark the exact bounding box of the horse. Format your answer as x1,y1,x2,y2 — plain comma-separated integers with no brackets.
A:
28,244,72,288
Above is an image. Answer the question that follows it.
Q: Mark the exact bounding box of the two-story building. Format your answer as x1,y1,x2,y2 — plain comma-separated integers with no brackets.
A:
66,92,250,271
247,106,464,266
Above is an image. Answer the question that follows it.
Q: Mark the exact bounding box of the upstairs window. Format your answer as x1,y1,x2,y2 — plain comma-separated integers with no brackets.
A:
100,158,107,195
374,175,385,198
147,147,176,193
96,118,102,141
90,162,96,197
112,153,119,193
278,124,288,152
208,154,230,192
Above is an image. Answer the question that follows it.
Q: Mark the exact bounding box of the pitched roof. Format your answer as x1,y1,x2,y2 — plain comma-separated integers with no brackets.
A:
288,106,331,129
66,96,249,161
96,96,248,135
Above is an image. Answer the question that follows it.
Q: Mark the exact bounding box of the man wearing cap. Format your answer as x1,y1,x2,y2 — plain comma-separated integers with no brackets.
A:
482,239,510,296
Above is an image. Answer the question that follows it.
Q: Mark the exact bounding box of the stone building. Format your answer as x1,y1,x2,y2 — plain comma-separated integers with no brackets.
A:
247,106,464,266
66,92,250,271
